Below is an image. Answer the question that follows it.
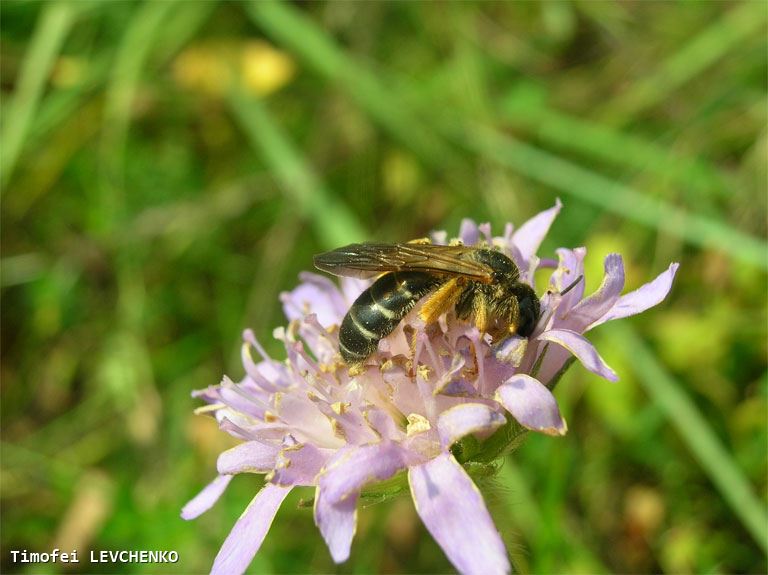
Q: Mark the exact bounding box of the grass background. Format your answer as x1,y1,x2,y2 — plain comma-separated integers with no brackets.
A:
1,1,766,573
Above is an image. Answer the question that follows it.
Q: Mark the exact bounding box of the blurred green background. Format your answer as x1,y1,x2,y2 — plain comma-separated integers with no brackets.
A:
2,1,766,573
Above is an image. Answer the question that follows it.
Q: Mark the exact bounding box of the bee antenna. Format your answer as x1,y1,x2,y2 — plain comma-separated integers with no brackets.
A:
560,274,583,296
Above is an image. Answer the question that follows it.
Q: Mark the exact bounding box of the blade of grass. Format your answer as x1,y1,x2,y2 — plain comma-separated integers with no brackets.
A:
600,2,768,126
228,89,366,248
26,2,214,166
0,253,47,287
7,98,102,218
393,58,730,205
28,0,215,150
463,125,767,269
97,2,181,434
129,175,274,243
102,0,179,168
25,55,112,148
1,441,81,490
500,91,731,200
150,0,218,65
610,323,768,555
0,1,77,189
242,0,766,269
386,66,760,264
19,391,112,450
498,460,609,573
14,2,215,221
243,0,473,195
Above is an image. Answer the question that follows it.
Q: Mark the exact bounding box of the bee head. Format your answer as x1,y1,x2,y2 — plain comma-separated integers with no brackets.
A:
513,283,540,337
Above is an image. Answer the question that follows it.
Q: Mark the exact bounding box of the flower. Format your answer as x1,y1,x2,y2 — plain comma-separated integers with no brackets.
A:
182,200,679,575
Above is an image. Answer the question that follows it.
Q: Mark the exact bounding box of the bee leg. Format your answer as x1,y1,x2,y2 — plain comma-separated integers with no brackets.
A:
418,278,463,324
406,237,432,245
472,293,491,333
505,297,521,337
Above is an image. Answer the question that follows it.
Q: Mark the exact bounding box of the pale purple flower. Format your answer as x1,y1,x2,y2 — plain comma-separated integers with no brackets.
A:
183,200,678,575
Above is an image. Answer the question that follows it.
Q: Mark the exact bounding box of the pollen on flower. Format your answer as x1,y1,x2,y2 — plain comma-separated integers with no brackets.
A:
331,401,350,415
379,358,394,372
347,363,366,376
406,413,432,435
184,201,678,575
331,419,348,441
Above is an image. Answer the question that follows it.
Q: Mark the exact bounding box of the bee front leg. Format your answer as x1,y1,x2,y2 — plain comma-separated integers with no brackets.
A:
418,278,464,324
472,292,491,334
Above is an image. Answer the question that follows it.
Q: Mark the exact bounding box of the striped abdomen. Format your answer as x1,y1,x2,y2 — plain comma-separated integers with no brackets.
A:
339,271,441,363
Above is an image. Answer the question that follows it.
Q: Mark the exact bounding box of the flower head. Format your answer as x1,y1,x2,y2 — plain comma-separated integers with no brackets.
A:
183,201,678,575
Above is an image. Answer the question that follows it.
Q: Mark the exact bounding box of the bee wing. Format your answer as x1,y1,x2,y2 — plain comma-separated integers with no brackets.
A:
313,243,494,282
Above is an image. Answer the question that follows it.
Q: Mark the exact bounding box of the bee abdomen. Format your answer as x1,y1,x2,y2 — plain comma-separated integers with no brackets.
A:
339,272,440,363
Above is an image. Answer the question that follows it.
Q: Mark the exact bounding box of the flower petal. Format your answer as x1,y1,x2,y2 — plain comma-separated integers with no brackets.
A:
588,262,679,329
459,218,479,245
538,328,618,382
408,453,510,575
431,229,448,245
340,277,368,304
364,407,406,441
181,475,233,520
211,483,292,575
276,392,342,448
549,247,586,313
478,222,494,245
493,335,528,367
314,486,358,563
271,443,331,486
565,253,625,330
495,374,568,436
511,199,562,263
319,443,410,504
437,403,505,448
218,415,286,442
281,272,347,327
217,441,280,475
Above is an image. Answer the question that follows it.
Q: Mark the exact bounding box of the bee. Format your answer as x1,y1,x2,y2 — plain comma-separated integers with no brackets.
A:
313,241,540,364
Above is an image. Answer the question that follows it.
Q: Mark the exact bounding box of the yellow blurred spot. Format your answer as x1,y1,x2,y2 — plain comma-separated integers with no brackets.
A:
385,497,419,553
127,384,161,445
52,56,86,88
173,40,295,98
173,44,232,97
241,40,295,96
660,524,701,574
186,413,237,457
383,150,421,204
655,309,729,373
624,485,665,536
52,471,113,555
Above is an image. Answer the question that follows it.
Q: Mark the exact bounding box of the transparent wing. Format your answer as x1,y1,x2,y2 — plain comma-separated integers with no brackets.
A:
313,243,494,282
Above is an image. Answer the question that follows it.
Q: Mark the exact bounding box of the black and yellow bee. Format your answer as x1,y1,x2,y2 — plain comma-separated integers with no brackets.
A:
314,242,540,364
